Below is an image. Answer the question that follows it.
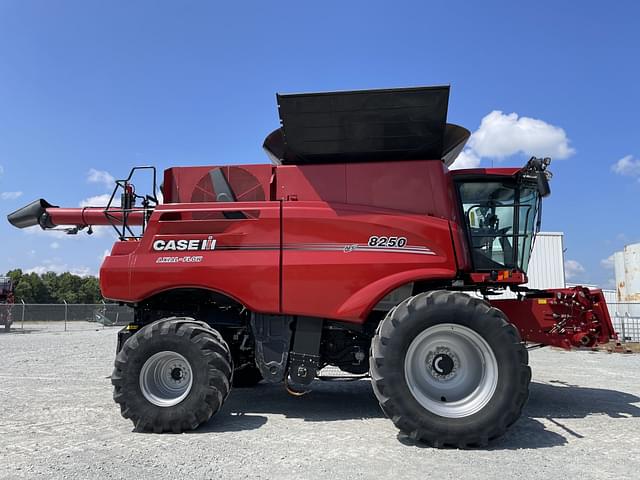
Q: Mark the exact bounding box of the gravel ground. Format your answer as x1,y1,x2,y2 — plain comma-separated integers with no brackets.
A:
0,325,639,480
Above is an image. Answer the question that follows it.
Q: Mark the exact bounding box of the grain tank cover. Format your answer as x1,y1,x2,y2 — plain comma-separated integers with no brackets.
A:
268,86,456,165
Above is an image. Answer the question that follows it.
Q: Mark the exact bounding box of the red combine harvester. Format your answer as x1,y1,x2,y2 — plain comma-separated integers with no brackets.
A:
0,277,14,332
8,86,614,446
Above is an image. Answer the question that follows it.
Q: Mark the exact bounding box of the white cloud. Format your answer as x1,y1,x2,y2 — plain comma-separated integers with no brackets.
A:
449,110,574,170
611,155,640,179
0,165,4,175
24,259,94,277
565,259,585,280
1,191,23,200
50,241,60,249
79,194,114,208
600,254,615,269
468,110,575,160
87,168,115,188
450,149,481,170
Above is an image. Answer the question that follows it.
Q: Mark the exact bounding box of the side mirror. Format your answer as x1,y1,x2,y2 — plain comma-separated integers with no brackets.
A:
537,172,551,198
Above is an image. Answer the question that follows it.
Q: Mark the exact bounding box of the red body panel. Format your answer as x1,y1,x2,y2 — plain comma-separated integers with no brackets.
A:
281,202,457,321
39,159,613,347
100,160,464,323
101,202,281,314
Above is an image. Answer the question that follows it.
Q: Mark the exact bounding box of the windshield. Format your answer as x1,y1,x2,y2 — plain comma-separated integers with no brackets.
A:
457,180,540,272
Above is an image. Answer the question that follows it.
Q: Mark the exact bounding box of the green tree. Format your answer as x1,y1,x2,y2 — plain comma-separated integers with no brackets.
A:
3,270,103,304
79,277,101,303
6,269,23,285
14,279,34,303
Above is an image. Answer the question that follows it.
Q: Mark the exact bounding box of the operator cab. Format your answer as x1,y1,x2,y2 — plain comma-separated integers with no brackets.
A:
454,158,551,274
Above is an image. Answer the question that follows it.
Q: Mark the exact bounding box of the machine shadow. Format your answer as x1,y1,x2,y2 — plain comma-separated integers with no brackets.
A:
197,379,640,450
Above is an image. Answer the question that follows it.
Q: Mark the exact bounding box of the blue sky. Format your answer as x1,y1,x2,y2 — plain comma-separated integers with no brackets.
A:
0,0,638,287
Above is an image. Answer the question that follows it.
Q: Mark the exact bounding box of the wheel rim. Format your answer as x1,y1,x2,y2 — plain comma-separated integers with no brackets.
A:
139,351,193,407
404,323,498,418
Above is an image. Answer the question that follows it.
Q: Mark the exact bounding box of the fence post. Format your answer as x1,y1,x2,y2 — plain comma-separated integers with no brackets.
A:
63,300,68,332
21,299,25,330
621,313,627,344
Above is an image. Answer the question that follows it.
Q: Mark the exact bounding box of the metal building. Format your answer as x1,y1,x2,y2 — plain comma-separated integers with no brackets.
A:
525,232,565,289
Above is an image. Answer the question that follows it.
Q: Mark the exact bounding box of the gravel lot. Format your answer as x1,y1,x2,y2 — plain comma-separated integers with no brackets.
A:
1,325,639,480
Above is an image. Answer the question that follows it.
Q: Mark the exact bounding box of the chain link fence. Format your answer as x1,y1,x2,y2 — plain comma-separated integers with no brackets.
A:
2,301,640,342
607,302,640,343
2,303,133,332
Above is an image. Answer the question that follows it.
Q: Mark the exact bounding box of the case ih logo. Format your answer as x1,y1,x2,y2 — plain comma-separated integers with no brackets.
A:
152,236,217,252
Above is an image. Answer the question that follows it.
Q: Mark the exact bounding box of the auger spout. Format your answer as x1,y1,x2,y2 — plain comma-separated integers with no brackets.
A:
8,199,145,231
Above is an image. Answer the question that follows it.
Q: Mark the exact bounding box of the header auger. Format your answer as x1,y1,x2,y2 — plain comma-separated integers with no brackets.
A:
7,86,615,447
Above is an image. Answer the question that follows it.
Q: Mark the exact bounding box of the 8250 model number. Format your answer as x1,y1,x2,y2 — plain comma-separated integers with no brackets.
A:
367,236,407,248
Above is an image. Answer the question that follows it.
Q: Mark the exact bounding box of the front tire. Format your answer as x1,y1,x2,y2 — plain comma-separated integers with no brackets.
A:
370,291,530,448
112,317,232,433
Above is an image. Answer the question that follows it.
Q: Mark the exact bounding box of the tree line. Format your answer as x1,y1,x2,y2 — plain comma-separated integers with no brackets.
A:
3,269,103,304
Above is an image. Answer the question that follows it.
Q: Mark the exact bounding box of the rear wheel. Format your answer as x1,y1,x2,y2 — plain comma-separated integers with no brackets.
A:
370,291,530,448
112,317,232,433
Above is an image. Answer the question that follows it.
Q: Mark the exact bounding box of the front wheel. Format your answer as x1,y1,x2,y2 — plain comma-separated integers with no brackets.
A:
370,291,530,448
112,317,233,433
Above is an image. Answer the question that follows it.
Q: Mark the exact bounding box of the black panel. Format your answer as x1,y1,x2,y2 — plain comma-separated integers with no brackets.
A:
250,314,294,383
275,86,450,164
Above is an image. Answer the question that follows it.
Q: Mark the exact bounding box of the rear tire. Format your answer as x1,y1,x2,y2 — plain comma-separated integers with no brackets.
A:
112,317,232,433
370,291,530,448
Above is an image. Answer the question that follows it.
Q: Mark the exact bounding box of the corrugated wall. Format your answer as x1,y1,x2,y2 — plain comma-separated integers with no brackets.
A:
526,232,566,289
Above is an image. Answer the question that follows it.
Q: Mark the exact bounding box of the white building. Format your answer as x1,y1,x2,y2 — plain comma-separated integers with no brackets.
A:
525,232,565,289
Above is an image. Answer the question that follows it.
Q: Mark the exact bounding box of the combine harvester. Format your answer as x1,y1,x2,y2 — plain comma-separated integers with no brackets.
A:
8,86,615,447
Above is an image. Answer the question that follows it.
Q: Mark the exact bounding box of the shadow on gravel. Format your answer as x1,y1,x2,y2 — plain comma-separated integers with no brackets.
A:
199,379,640,451
192,379,382,434
491,381,640,450
403,380,640,451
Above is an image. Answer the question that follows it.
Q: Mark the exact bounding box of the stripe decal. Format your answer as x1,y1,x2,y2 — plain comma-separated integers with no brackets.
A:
213,243,435,255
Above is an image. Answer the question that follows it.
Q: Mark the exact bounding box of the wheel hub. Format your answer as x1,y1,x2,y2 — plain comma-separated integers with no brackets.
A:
139,351,194,407
170,366,185,382
404,324,498,418
425,347,460,381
